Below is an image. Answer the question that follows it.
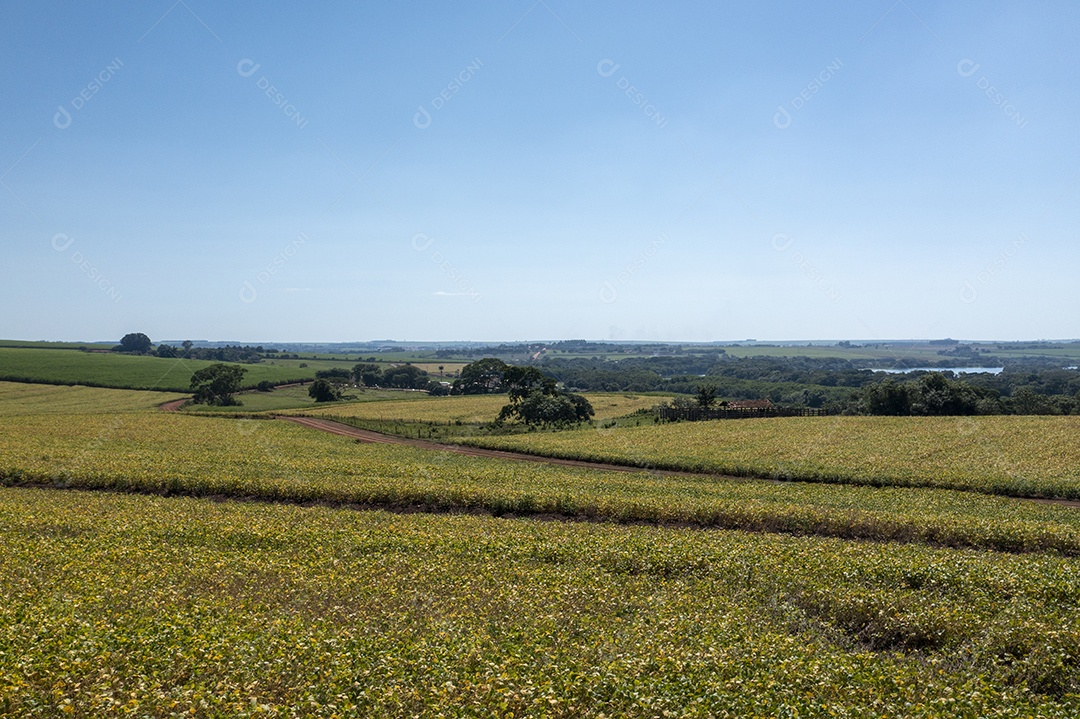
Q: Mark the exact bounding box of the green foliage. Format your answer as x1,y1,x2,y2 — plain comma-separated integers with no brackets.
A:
3,489,1080,715
495,365,594,426
696,383,718,409
453,358,509,394
117,332,152,354
381,364,430,389
0,347,309,392
308,379,342,403
461,415,1080,500
352,363,382,387
190,364,247,406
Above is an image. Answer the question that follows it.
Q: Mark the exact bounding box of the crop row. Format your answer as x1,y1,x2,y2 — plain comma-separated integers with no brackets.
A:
457,415,1080,499
294,393,664,423
3,412,1080,556
2,487,1079,717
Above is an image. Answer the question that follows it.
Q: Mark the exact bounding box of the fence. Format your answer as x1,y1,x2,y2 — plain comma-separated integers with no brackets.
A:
656,406,828,421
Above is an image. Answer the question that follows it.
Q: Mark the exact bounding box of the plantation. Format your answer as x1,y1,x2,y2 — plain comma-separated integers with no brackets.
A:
3,382,1080,715
2,488,1080,717
457,415,1080,499
0,347,309,392
3,406,1080,555
296,392,664,424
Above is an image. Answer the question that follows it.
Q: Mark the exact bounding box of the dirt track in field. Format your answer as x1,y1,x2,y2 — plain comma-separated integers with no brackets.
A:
159,400,1080,508
278,416,707,477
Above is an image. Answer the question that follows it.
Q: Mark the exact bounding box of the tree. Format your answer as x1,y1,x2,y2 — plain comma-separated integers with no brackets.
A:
189,364,247,406
315,368,352,383
503,365,557,402
426,381,450,396
862,380,911,416
155,344,177,358
118,332,152,354
352,363,383,387
695,383,718,409
453,358,509,394
498,390,594,426
382,364,430,389
496,366,593,426
308,379,342,403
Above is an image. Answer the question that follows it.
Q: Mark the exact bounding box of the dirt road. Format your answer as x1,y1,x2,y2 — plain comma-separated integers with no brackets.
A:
279,416,707,477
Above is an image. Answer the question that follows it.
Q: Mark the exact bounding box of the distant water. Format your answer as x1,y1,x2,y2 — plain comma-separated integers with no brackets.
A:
871,367,1004,375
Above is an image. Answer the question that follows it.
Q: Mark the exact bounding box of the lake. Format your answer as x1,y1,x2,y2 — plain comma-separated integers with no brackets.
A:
870,367,1004,375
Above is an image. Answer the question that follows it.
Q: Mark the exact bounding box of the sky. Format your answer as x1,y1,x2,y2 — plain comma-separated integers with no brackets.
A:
2,1,1078,343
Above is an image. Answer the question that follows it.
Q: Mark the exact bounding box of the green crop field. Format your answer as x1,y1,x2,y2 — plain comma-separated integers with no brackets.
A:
0,347,310,392
2,391,1080,554
3,382,1080,715
295,392,666,424
457,415,1080,500
2,488,1080,717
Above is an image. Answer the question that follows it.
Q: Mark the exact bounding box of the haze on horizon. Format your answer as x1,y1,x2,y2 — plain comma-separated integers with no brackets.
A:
2,2,1077,344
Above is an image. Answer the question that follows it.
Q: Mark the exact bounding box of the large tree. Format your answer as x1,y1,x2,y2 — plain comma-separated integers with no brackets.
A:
118,332,152,354
308,379,342,403
496,366,593,426
453,358,509,394
189,364,247,406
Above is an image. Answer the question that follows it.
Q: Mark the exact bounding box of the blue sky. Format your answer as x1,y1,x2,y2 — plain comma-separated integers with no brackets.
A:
2,1,1077,343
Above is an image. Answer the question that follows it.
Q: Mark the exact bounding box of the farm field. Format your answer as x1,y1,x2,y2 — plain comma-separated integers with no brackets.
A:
3,383,1080,715
0,347,308,392
295,392,665,424
2,487,1080,717
3,400,1080,554
457,415,1080,500
0,381,184,415
179,385,426,414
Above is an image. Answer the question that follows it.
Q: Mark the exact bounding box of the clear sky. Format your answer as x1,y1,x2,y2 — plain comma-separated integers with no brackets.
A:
2,1,1077,343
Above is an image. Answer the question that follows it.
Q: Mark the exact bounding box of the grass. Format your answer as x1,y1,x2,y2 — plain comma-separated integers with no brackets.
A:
2,487,1080,716
456,415,1080,500
0,347,310,392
